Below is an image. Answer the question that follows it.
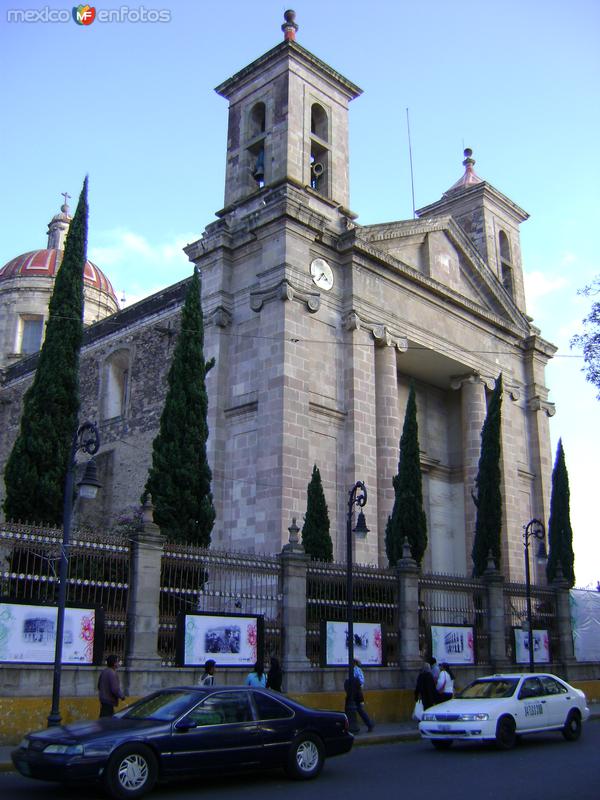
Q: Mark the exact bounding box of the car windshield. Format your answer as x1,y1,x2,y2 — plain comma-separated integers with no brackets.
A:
457,679,519,699
123,691,199,721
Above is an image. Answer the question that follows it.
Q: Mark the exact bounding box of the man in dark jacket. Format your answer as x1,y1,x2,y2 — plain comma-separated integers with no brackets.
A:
98,655,126,717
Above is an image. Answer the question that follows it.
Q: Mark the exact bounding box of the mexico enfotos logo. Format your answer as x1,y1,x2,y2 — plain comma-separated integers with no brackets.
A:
6,5,172,23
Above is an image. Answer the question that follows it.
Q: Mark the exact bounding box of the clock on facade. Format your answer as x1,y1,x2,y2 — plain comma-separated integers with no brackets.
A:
310,258,334,291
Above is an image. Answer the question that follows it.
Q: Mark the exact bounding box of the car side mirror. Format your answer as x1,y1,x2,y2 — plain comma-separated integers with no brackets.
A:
174,719,198,732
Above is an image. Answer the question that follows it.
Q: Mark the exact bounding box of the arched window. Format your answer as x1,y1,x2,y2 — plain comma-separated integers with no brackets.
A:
103,349,130,419
19,314,44,355
311,103,328,141
498,230,514,298
248,102,266,137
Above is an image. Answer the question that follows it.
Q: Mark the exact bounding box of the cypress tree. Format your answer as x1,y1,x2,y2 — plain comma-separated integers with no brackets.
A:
385,383,428,566
546,439,575,585
3,177,88,525
472,373,503,576
301,464,333,561
143,266,215,545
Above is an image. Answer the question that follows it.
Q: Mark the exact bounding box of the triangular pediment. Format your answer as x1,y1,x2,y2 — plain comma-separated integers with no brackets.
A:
354,217,529,331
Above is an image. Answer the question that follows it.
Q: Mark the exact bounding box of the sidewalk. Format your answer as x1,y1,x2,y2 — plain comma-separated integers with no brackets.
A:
1,706,598,772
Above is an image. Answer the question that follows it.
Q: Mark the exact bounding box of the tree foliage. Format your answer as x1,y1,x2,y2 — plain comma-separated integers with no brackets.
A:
301,464,333,561
546,439,575,586
142,267,215,544
3,177,87,525
472,374,503,576
571,276,600,399
385,383,427,566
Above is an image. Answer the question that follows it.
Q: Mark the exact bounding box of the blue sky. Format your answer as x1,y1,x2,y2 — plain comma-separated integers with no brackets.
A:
1,0,599,586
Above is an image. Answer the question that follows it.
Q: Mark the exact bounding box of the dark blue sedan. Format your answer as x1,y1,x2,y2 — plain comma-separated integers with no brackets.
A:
12,686,353,799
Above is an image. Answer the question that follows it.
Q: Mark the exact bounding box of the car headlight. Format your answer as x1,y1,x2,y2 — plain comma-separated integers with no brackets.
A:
422,713,436,721
43,744,84,755
458,713,489,721
82,743,114,757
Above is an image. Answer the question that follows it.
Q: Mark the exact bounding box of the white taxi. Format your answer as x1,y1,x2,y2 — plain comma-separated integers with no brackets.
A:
419,673,590,750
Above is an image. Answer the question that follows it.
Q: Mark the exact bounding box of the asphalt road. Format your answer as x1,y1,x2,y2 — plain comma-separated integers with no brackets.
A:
2,721,599,800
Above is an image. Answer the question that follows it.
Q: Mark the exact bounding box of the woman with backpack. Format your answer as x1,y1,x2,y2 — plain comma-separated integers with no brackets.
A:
436,662,455,702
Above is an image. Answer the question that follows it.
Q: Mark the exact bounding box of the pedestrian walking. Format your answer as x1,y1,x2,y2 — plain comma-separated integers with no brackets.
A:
414,661,439,710
436,662,455,702
429,656,440,682
98,655,125,718
266,656,283,692
344,659,374,732
199,658,216,686
246,661,267,687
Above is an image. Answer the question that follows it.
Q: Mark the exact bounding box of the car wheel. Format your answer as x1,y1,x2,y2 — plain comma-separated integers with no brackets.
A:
562,710,582,741
431,739,453,750
286,734,324,780
103,744,158,800
495,716,516,750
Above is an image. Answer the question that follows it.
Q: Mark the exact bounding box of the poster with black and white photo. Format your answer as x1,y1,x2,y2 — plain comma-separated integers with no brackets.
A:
321,621,384,666
431,625,475,665
514,628,550,664
0,601,102,664
177,612,263,667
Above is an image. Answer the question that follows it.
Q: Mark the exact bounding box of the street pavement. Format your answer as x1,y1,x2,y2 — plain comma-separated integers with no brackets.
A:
0,704,598,772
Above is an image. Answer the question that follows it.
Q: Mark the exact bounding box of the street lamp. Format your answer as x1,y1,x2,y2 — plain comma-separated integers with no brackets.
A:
48,421,101,727
346,480,368,733
523,518,547,675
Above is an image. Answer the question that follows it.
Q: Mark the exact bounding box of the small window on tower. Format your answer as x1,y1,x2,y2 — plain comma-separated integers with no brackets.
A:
311,103,328,142
103,349,130,420
498,230,514,298
19,315,44,355
248,102,266,138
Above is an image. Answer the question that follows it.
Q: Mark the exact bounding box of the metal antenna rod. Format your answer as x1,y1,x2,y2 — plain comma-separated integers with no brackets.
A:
406,108,416,219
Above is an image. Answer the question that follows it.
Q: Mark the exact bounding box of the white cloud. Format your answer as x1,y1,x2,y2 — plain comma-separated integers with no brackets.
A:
523,270,569,317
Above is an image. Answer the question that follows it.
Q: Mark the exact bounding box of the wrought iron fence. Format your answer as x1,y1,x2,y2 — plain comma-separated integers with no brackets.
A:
159,544,282,666
419,573,489,664
504,582,558,664
306,559,398,667
0,523,129,660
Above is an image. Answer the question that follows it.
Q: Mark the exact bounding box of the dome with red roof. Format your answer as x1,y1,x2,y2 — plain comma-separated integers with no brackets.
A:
0,248,117,300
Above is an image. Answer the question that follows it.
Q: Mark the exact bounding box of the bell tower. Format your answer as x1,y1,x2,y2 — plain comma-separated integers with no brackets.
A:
215,10,362,212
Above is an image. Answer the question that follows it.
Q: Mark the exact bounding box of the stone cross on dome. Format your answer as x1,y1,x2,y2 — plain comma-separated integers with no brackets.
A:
281,9,298,41
60,191,71,213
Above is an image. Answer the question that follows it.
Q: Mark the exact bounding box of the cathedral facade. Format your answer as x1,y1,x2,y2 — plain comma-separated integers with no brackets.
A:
0,17,556,584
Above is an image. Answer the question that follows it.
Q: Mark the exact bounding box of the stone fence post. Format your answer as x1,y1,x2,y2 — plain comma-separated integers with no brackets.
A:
552,564,576,675
125,499,164,694
483,557,509,671
396,539,421,673
280,519,310,688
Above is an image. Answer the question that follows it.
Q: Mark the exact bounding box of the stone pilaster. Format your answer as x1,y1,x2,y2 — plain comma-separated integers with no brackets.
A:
396,539,421,670
483,558,509,671
280,519,310,683
125,501,164,693
451,373,489,567
552,568,576,676
375,339,400,567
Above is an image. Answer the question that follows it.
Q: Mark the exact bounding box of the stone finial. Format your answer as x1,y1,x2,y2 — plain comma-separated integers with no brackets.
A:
141,495,155,526
60,191,71,214
288,516,300,545
282,9,298,41
485,549,496,573
401,537,412,560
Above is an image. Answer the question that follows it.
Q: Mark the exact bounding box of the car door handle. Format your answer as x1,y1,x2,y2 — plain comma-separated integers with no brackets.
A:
540,700,546,704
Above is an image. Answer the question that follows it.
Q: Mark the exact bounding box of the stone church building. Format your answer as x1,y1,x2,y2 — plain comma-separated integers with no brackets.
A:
0,14,556,584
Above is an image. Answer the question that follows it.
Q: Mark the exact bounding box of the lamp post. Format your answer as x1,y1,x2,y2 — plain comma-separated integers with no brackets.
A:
48,421,101,727
345,480,369,733
523,518,547,675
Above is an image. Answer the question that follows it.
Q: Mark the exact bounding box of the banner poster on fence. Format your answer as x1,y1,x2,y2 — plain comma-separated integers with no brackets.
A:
431,625,475,665
513,628,550,664
321,621,384,667
177,612,263,668
570,589,600,662
0,601,102,664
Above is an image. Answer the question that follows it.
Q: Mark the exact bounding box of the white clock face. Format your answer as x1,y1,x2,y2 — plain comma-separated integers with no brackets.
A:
310,258,334,291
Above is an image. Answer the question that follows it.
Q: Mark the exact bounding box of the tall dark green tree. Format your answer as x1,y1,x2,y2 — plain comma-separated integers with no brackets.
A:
301,464,333,561
143,267,215,544
385,383,427,566
3,178,88,525
471,373,503,576
546,439,575,585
